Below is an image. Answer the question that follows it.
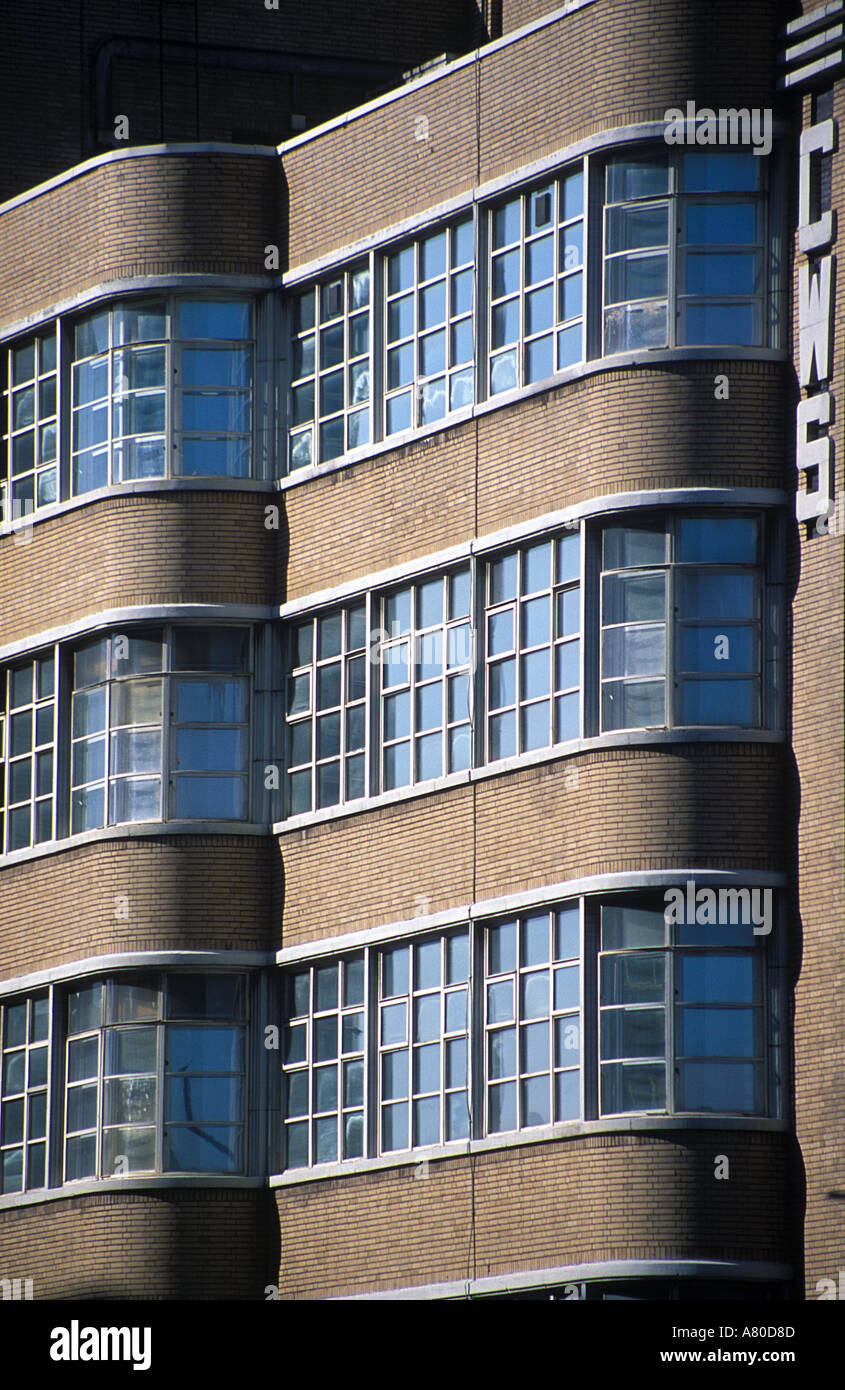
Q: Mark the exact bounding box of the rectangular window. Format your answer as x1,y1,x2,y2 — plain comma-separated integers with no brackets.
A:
64,973,246,1181
286,602,368,815
289,264,371,470
0,993,51,1193
599,900,765,1116
282,955,367,1168
485,529,580,761
489,168,584,395
3,652,56,852
603,151,766,352
484,906,580,1133
600,514,761,731
378,930,470,1152
70,626,250,832
384,218,475,435
3,330,58,519
380,567,472,791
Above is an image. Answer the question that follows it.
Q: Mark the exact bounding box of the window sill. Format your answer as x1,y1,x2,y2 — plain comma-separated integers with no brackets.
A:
276,345,789,494
0,475,276,540
0,1173,267,1212
273,726,785,835
269,1113,790,1187
0,819,271,868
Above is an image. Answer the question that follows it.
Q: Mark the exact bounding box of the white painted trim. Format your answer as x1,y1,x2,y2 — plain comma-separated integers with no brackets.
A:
0,143,277,219
275,867,787,963
272,1116,789,1191
0,819,270,871
0,275,274,349
0,605,274,665
278,1,600,155
324,1258,793,1301
0,1175,266,1213
274,726,784,837
277,487,787,618
0,950,272,998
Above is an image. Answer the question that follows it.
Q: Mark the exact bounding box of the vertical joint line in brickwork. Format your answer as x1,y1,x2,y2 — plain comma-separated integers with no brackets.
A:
193,0,200,140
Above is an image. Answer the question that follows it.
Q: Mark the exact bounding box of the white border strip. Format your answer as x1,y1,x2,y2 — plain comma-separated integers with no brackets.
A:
276,868,787,964
278,487,787,619
327,1259,792,1301
0,143,277,219
0,949,272,999
0,603,274,665
278,1,600,155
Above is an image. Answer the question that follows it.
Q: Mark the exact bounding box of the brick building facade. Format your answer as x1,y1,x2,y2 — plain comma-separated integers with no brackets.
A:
0,0,840,1301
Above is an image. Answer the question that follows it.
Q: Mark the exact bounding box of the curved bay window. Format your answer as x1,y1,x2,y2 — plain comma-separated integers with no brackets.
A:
598,899,767,1117
600,513,764,731
63,973,247,1180
603,150,771,352
70,626,251,832
71,297,253,491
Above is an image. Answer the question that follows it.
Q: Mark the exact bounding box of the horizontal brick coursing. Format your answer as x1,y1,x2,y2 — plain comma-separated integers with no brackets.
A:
284,0,791,267
0,492,277,649
275,1130,791,1298
0,1189,275,1300
790,82,845,1300
0,837,278,979
279,745,785,946
0,155,280,335
284,360,788,599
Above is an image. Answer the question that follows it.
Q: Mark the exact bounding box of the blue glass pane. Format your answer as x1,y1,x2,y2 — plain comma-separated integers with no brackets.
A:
555,1068,580,1121
181,439,250,477
178,301,250,339
686,202,757,243
679,678,756,725
678,1061,761,1113
488,1081,516,1132
166,1075,241,1121
683,302,759,346
678,1007,757,1057
165,1124,242,1171
601,1061,665,1113
173,776,247,819
685,253,758,295
680,626,756,673
681,151,761,192
382,1101,408,1151
382,1049,408,1101
522,1074,550,1126
677,954,755,1003
166,1026,243,1072
678,516,758,563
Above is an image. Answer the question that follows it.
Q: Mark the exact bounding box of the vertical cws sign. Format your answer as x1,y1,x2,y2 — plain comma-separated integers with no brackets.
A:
779,3,844,530
796,111,837,529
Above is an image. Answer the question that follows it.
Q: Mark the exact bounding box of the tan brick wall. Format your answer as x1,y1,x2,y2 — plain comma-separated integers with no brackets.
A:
279,745,785,946
791,85,845,1300
0,837,277,979
0,154,280,335
0,492,277,648
284,360,787,600
0,1189,274,1299
276,1130,791,1297
283,0,790,268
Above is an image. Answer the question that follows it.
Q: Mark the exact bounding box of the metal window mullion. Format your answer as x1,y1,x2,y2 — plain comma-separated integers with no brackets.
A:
667,941,676,1116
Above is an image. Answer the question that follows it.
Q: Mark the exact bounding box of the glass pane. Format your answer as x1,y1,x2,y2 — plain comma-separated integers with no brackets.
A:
488,1028,516,1079
678,1061,761,1113
602,904,665,950
601,1061,665,1113
522,1075,550,1126
488,920,516,974
165,1125,242,1172
380,1003,407,1047
603,624,665,678
413,994,440,1043
601,1007,664,1059
178,301,250,339
604,301,668,352
607,204,668,253
555,1068,580,1121
166,1026,243,1072
680,678,756,726
601,953,665,1004
488,1081,516,1132
678,1006,757,1057
381,1102,408,1151
521,970,550,1020
678,954,755,1003
603,572,665,623
678,517,758,564
487,980,514,1025
413,1042,440,1094
174,679,247,724
602,679,665,730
